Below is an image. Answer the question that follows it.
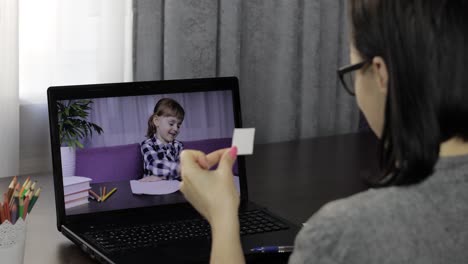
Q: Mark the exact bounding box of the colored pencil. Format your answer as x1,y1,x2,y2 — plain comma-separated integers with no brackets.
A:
23,196,30,219
7,176,17,202
28,188,41,213
2,177,41,225
9,189,19,208
22,180,32,198
19,197,24,220
102,188,117,202
11,204,18,224
19,177,30,196
0,203,4,223
4,200,10,222
30,181,37,192
88,190,101,202
3,194,9,222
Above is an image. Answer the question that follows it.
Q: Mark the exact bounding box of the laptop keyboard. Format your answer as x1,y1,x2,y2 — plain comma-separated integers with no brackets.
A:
84,210,289,253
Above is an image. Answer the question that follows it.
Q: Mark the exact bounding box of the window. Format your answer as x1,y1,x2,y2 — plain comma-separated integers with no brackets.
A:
19,0,133,104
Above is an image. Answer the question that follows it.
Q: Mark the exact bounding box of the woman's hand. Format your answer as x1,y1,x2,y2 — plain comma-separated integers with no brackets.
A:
179,147,239,225
139,176,164,182
180,147,245,264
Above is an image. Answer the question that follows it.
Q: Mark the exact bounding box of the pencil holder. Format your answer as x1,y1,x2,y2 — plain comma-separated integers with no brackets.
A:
0,218,27,264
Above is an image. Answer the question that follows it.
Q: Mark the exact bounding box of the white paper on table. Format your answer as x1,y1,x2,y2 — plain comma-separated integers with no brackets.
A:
130,180,180,195
232,128,255,155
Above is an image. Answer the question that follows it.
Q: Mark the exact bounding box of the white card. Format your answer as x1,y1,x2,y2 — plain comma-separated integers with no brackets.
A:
232,128,255,155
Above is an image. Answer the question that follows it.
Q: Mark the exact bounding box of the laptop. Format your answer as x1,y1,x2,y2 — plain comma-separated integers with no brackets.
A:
47,77,300,263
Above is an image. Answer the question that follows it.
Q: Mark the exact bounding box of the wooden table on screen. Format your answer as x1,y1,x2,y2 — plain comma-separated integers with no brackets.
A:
0,132,379,264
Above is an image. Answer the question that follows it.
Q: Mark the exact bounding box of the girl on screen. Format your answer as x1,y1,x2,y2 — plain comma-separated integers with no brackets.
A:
140,98,185,182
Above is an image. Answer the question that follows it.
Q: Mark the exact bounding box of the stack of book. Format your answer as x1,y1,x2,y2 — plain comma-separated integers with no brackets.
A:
63,176,92,209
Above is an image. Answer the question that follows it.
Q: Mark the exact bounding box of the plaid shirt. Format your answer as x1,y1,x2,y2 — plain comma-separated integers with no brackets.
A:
140,136,184,180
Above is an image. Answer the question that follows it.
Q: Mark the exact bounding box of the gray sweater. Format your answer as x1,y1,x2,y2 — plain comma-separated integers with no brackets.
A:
289,154,468,264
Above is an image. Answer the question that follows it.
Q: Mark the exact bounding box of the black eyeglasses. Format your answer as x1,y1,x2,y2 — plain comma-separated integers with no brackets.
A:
337,61,368,96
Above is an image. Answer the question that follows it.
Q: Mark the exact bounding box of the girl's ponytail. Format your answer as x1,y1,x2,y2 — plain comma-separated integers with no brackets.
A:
146,113,157,138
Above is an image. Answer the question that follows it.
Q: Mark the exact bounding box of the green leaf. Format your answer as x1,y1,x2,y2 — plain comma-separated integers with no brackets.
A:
57,99,103,149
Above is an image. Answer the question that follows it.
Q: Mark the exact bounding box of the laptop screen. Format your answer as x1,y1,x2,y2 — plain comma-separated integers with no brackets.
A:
53,86,240,216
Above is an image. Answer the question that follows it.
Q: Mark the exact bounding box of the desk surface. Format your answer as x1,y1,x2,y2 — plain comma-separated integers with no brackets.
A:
0,132,379,264
66,181,187,215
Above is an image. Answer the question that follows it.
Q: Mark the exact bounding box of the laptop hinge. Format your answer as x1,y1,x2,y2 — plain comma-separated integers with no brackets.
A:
62,225,116,264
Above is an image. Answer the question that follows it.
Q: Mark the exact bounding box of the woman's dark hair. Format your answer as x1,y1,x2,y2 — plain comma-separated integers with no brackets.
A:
146,98,185,138
350,0,468,186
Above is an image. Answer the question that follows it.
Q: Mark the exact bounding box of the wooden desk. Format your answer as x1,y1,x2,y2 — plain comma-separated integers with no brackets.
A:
0,132,379,263
66,181,187,215
245,132,378,225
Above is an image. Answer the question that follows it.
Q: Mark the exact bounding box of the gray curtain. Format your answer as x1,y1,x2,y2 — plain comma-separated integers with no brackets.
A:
133,0,358,144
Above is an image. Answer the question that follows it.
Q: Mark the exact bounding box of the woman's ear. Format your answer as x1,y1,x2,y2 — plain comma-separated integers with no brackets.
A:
372,56,389,95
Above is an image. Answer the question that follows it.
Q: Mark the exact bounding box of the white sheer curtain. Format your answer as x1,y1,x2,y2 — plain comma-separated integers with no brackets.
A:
18,0,133,174
0,0,19,178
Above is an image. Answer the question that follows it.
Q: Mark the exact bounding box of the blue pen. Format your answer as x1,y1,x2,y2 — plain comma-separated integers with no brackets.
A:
250,246,294,253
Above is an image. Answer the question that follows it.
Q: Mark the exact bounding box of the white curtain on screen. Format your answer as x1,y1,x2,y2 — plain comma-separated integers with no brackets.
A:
0,0,20,178
19,0,133,174
81,91,235,148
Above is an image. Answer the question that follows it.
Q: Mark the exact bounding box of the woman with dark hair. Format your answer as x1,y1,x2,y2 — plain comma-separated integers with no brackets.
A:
179,0,468,263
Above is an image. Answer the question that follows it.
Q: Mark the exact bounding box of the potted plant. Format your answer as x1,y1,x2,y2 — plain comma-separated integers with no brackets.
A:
57,100,103,177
